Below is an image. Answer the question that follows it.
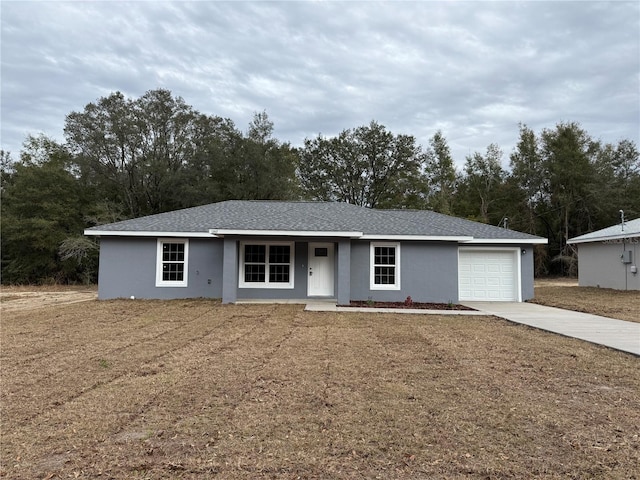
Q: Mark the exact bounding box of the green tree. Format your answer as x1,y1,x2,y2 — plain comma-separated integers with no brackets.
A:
424,130,458,214
299,121,426,208
216,112,299,200
456,143,507,224
1,136,95,284
509,124,547,233
540,122,598,274
64,89,226,217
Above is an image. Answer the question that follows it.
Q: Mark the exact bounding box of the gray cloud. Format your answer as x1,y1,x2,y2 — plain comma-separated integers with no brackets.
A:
1,1,638,168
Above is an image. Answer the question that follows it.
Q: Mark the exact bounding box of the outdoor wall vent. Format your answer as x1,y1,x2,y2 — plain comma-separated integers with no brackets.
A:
621,250,632,264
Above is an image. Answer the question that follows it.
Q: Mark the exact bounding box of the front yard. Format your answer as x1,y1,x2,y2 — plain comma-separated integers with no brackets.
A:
533,278,640,323
1,299,638,479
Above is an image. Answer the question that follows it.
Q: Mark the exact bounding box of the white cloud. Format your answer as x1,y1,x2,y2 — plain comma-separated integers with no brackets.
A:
1,1,638,168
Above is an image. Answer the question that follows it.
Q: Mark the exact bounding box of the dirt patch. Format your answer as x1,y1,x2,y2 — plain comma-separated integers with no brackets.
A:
0,286,97,312
533,280,640,323
347,300,475,310
2,300,639,479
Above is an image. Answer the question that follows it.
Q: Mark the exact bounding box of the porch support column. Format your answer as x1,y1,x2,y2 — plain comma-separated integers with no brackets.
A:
222,237,238,304
336,239,351,305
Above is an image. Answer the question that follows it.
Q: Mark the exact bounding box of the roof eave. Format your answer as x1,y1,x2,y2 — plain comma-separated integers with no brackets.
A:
84,230,216,238
360,234,473,241
463,238,548,245
568,232,640,244
209,229,364,238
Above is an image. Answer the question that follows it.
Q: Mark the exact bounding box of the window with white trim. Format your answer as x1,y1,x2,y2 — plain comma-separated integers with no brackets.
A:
370,242,400,290
239,242,294,288
156,239,189,287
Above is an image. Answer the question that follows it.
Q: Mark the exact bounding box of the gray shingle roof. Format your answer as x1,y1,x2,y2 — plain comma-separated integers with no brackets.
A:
85,200,545,241
568,218,640,244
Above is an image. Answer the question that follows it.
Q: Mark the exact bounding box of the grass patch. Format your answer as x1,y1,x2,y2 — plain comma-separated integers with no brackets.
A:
1,300,639,478
533,279,640,323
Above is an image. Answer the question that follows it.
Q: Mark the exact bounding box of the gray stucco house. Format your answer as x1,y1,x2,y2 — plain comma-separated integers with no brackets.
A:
84,200,547,304
568,218,640,291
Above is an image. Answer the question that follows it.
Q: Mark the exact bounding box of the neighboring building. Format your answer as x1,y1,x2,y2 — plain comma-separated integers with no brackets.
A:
568,218,640,291
84,200,547,304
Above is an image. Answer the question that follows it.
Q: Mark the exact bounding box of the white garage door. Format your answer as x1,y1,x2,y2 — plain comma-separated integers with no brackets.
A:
458,249,518,301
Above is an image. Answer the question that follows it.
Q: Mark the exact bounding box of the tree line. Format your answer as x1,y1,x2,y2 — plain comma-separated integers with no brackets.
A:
1,89,638,284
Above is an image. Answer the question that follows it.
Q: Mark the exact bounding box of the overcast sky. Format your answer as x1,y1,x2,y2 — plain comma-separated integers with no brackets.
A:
1,1,638,168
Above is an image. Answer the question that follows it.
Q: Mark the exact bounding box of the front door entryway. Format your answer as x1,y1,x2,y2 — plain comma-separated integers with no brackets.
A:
308,243,335,297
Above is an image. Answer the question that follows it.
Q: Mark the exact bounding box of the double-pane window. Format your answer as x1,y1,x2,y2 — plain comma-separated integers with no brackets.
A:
370,242,400,290
156,239,188,287
240,242,294,288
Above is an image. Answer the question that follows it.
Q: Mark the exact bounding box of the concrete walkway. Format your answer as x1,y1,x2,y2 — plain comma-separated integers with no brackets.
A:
463,302,640,356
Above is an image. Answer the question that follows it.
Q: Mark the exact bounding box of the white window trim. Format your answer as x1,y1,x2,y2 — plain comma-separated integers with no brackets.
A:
239,241,295,289
370,242,401,290
155,238,189,287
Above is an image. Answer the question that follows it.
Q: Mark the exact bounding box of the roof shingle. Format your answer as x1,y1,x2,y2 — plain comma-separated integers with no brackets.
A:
85,200,545,241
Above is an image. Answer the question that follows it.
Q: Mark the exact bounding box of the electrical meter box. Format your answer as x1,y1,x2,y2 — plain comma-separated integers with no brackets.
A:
621,250,632,264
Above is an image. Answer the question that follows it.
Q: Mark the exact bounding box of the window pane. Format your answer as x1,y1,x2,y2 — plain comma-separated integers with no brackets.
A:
244,264,266,283
163,243,184,262
269,245,290,264
163,262,184,282
314,248,328,257
269,264,290,283
374,266,395,285
374,246,395,265
245,245,266,263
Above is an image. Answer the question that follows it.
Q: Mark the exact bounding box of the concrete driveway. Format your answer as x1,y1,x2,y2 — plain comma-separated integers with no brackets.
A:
463,302,640,356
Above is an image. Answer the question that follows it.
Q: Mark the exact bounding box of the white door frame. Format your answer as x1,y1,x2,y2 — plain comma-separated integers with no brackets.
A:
307,242,335,297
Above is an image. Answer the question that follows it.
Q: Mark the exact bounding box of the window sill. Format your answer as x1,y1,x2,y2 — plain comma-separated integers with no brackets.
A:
156,282,188,288
239,283,294,289
370,285,401,291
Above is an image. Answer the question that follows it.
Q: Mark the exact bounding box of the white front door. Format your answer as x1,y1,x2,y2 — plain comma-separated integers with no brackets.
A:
308,243,335,297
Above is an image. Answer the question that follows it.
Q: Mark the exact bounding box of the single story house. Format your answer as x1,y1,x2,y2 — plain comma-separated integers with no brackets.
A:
84,200,547,304
568,218,640,291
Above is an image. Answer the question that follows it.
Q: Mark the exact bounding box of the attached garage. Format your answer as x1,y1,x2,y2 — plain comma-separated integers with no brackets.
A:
458,248,520,301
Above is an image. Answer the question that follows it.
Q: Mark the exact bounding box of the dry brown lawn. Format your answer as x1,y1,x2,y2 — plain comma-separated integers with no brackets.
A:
1,299,639,479
0,285,97,312
533,278,640,323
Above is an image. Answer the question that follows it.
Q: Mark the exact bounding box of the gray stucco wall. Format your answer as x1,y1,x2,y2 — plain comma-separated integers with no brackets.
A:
577,241,640,290
97,237,223,299
98,236,540,302
520,245,535,300
336,239,351,305
350,241,459,303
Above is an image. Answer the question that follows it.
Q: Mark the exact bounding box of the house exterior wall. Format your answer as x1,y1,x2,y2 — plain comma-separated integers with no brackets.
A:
336,239,351,305
577,240,640,290
97,237,223,299
521,245,535,300
350,240,459,303
97,236,540,303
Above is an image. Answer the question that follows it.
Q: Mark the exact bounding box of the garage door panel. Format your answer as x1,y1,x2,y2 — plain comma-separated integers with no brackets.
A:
459,250,518,302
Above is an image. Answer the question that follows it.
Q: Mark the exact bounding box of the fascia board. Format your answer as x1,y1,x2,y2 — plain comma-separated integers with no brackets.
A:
84,230,215,238
209,229,364,238
568,233,640,244
462,238,548,244
360,234,473,241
